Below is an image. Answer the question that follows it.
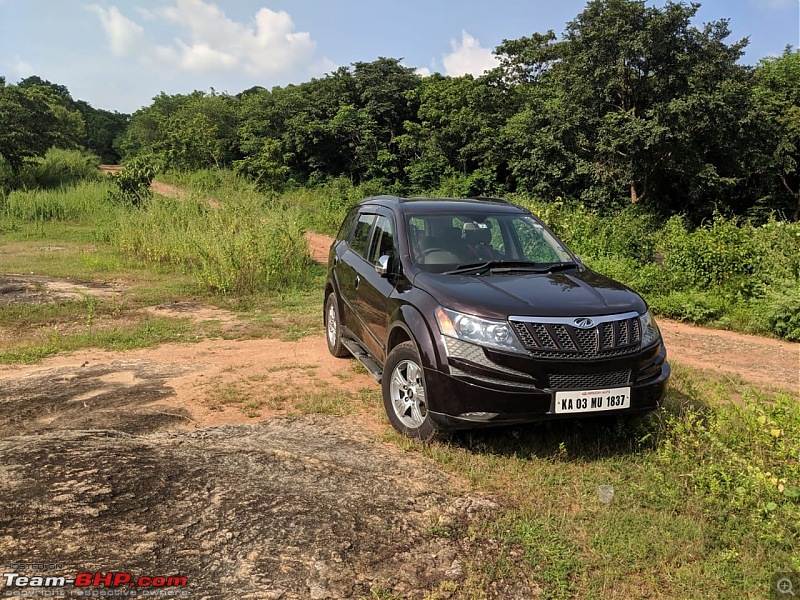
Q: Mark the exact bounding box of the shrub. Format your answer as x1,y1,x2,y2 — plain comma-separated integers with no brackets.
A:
746,281,800,341
108,158,155,206
18,148,101,189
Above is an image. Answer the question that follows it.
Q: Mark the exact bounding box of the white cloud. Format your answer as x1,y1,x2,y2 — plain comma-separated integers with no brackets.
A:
442,31,499,77
7,56,34,77
152,0,321,75
86,5,145,56
416,67,432,77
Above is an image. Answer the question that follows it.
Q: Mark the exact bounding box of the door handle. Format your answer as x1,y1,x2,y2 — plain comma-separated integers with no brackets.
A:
355,275,360,288
333,255,339,266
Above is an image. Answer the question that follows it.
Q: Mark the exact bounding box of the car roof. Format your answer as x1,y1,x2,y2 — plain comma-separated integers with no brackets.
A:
357,195,528,215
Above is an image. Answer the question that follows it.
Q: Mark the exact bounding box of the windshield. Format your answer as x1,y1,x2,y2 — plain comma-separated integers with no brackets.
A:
407,213,574,273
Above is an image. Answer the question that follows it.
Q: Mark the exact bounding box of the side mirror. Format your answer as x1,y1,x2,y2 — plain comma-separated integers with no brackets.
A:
375,255,391,276
574,255,585,266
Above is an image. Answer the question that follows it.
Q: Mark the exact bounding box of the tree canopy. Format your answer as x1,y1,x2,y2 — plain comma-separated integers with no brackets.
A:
3,0,799,221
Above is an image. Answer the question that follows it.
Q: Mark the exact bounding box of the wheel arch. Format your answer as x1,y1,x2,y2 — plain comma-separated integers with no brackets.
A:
388,305,440,370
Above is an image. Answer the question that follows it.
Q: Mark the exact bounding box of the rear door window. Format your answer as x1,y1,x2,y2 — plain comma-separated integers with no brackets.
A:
337,207,359,241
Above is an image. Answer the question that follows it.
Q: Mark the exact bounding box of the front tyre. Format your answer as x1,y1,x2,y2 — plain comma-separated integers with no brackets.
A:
325,292,349,358
382,341,437,441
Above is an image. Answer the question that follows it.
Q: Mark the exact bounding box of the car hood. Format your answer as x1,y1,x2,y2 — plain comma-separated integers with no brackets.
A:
413,268,647,319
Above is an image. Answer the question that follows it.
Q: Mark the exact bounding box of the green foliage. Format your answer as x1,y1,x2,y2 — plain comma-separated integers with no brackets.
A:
407,367,800,596
119,90,237,172
108,158,155,206
111,193,314,295
746,281,800,341
510,195,800,338
658,376,800,571
18,148,101,189
0,80,84,181
0,180,114,224
753,49,800,220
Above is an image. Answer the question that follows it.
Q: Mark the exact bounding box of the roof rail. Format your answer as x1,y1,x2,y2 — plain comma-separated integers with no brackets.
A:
357,194,403,204
467,196,512,205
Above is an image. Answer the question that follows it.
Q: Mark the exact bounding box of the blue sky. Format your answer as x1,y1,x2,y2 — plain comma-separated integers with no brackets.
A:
1,0,798,113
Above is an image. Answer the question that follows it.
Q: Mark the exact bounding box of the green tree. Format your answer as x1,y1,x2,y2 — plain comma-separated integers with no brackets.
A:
754,49,800,220
496,0,761,218
400,73,513,193
120,90,238,171
0,80,84,181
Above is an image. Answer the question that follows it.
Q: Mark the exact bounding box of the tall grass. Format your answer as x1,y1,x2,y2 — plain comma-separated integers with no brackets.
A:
0,180,115,225
21,148,102,189
5,169,799,338
111,193,313,295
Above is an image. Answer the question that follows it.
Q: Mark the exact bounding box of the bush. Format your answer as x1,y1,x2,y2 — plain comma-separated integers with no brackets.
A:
648,290,732,324
15,148,101,190
108,158,155,206
746,282,800,341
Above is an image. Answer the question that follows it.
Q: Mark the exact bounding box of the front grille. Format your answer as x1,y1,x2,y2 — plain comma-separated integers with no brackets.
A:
510,314,641,360
548,370,631,390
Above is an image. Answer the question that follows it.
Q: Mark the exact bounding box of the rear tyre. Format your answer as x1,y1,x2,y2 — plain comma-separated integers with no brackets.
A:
325,292,350,358
382,341,437,441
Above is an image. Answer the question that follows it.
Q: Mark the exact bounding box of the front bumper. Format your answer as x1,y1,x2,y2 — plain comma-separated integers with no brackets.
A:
425,340,670,430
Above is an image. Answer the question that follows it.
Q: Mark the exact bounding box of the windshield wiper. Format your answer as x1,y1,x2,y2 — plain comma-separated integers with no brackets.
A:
541,262,578,273
444,260,578,276
444,260,539,275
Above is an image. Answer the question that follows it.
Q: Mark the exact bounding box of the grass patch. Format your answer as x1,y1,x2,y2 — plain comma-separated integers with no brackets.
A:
0,317,193,364
379,364,800,598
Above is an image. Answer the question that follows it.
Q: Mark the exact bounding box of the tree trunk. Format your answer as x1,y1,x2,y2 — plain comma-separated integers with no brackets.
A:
630,182,640,204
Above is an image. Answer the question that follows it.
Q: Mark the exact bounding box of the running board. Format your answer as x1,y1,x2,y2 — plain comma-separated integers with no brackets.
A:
341,338,383,382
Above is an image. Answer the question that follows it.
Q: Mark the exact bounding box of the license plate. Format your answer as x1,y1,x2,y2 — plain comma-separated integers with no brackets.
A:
554,387,631,414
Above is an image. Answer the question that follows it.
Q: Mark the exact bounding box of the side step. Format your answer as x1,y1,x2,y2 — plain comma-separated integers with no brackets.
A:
341,338,383,383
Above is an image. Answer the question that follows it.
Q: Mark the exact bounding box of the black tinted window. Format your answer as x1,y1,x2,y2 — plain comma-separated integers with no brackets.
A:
349,213,375,257
337,207,359,241
369,216,395,264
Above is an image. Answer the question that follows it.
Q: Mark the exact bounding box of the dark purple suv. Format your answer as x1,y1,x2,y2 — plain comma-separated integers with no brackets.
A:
324,196,670,440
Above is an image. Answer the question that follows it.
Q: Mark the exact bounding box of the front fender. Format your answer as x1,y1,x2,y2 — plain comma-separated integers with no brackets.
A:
389,303,443,371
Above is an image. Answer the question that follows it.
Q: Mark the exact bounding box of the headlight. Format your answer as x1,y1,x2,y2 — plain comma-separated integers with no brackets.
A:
639,310,661,347
435,307,526,353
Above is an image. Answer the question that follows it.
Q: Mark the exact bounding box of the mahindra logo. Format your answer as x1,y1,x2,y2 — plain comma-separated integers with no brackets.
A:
573,318,595,329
